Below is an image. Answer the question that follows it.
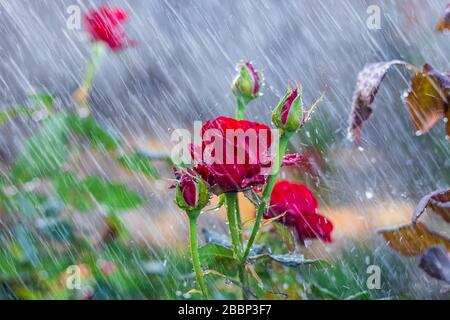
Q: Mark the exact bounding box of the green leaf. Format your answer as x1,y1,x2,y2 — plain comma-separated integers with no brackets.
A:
69,115,119,152
0,94,54,128
199,243,234,262
0,173,8,187
11,113,69,183
104,212,129,240
273,223,296,252
82,176,145,210
29,93,55,109
53,172,95,212
251,253,325,268
268,254,322,267
0,106,33,127
54,172,145,211
118,153,159,178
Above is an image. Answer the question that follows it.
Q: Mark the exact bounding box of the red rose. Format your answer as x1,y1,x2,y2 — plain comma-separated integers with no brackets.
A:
191,116,272,194
264,180,333,243
84,7,130,51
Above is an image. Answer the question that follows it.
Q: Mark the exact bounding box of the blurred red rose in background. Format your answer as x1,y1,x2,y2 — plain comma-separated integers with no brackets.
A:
265,180,333,243
84,7,129,51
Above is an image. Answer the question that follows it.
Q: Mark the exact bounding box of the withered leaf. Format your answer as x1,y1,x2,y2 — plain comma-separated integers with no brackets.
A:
405,64,449,136
419,246,450,283
348,62,450,143
378,222,450,256
412,187,450,224
347,60,408,143
436,4,450,32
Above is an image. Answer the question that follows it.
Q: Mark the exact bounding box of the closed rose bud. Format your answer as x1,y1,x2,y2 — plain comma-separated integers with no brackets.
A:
175,170,209,214
272,83,303,132
232,61,263,103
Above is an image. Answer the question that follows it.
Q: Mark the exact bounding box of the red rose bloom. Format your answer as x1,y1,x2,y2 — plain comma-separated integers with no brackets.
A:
264,180,333,243
191,116,272,194
84,7,130,51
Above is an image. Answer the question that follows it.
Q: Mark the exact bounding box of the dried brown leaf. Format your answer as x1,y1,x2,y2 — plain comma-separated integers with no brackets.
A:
436,4,450,32
378,222,450,256
348,62,449,143
412,187,450,224
405,64,449,135
348,60,408,143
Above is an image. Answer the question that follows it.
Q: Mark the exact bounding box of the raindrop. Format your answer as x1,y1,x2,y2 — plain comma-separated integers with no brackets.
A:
365,190,374,199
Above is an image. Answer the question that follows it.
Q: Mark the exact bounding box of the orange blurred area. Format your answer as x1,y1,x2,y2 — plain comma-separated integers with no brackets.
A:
120,192,414,255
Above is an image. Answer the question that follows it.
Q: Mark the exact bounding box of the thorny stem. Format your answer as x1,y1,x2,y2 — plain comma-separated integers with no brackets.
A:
188,213,210,299
243,131,291,261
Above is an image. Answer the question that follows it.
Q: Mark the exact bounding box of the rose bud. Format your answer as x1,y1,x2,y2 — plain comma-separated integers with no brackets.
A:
175,170,209,214
232,61,263,103
272,83,304,132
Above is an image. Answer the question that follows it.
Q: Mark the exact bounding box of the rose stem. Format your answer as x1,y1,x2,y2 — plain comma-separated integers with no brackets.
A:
242,131,291,261
225,193,243,258
225,192,248,299
234,99,251,298
188,212,210,299
74,42,106,108
235,96,247,120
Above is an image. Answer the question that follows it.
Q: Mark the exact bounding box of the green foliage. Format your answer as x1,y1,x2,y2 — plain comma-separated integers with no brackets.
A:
2,192,47,217
82,176,145,210
0,92,164,300
0,107,32,127
118,152,159,178
53,172,95,212
199,243,234,261
68,115,119,152
29,93,55,109
54,171,145,211
11,113,70,183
